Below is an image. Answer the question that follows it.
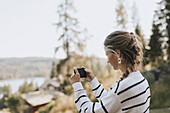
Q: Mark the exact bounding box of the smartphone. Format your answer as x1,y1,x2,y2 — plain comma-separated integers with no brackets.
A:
74,67,87,78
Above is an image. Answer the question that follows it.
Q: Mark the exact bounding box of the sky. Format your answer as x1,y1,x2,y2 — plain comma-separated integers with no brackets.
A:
0,0,157,59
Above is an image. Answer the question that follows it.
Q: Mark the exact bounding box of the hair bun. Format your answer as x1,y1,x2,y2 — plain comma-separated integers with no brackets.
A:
130,32,134,35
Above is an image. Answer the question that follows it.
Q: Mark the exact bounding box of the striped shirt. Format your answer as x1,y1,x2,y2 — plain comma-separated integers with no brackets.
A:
72,70,151,113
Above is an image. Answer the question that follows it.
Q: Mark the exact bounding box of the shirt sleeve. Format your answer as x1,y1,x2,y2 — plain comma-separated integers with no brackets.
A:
72,81,121,113
89,77,108,101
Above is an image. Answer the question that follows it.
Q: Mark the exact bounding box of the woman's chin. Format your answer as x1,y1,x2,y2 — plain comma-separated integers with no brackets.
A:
112,66,119,70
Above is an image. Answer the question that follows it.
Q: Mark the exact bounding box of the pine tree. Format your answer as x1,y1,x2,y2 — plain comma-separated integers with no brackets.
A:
18,80,35,94
155,0,170,61
53,0,87,77
135,24,145,47
148,20,163,67
146,0,170,67
115,1,139,30
164,0,170,60
135,24,149,66
53,0,89,94
50,62,57,79
1,85,11,97
115,0,127,29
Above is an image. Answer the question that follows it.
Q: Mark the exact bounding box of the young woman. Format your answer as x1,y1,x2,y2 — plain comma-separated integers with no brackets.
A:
70,31,151,113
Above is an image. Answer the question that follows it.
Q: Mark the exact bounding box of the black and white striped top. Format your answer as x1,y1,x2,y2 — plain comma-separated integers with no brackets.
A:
72,70,151,113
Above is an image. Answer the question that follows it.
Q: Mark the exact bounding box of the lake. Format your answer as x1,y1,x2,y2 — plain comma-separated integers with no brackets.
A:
0,77,46,97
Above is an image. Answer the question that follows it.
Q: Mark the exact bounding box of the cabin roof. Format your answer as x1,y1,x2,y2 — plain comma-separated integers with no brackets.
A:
21,91,53,106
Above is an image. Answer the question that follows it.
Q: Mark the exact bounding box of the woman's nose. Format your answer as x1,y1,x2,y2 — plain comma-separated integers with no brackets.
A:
107,60,109,63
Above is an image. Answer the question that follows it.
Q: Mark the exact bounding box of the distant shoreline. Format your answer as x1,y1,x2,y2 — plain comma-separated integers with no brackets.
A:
0,77,46,95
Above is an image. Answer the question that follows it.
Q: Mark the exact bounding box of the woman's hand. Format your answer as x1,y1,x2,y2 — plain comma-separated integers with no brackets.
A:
81,66,94,82
69,67,80,85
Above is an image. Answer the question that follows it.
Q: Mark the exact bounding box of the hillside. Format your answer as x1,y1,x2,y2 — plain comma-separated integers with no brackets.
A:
0,57,107,80
0,57,59,80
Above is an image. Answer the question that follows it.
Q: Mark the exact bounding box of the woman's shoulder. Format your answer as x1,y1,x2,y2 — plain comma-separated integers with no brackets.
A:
110,71,151,112
115,70,149,95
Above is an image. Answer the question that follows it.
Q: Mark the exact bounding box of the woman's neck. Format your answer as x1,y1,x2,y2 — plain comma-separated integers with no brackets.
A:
120,63,136,74
119,63,127,73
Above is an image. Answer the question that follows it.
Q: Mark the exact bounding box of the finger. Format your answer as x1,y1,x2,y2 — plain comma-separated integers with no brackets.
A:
71,73,74,78
81,65,87,70
74,67,79,75
82,66,88,73
84,68,90,73
73,68,76,74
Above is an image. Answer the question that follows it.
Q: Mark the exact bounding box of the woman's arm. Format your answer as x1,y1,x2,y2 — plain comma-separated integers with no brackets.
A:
89,77,108,101
72,82,121,113
82,67,112,101
70,67,121,113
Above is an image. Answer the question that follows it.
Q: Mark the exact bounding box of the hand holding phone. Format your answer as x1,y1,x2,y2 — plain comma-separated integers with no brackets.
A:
74,67,87,78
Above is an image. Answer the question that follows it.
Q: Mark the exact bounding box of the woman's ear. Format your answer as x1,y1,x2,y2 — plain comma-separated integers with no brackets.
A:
115,49,121,57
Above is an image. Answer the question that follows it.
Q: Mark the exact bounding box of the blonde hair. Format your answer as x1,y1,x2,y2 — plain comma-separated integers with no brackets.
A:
104,31,143,81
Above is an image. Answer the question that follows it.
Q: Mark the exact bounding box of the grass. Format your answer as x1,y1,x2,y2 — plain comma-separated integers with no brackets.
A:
150,108,170,113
